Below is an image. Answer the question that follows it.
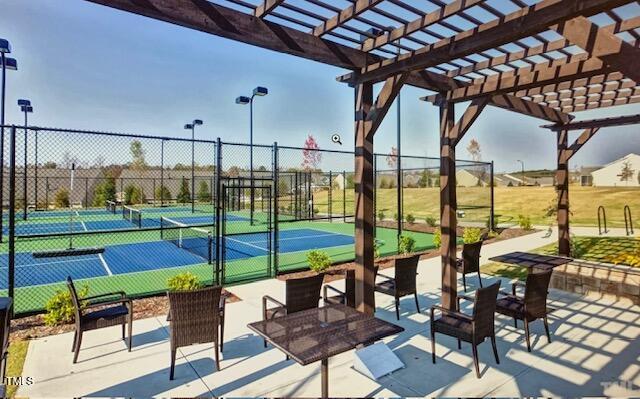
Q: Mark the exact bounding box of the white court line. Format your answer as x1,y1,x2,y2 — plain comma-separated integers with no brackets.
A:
0,256,101,269
98,253,113,276
225,236,269,252
226,231,352,252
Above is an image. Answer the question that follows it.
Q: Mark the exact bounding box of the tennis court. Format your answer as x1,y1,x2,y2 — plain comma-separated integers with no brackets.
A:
0,227,355,289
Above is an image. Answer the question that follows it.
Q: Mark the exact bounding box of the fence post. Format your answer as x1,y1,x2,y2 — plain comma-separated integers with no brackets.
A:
22,127,27,220
34,129,39,210
343,170,346,223
84,178,88,208
45,177,49,209
373,155,377,239
328,170,332,221
273,142,279,275
215,138,222,284
490,161,495,231
8,126,17,302
160,139,165,207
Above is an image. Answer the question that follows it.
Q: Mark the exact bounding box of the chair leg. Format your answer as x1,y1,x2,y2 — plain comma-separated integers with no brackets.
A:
524,320,531,352
543,316,551,343
477,270,483,288
491,335,500,364
71,330,77,352
457,339,461,350
471,343,480,378
414,293,420,314
169,348,176,380
128,315,133,351
121,323,125,341
214,339,220,371
395,298,400,321
513,318,518,328
431,331,436,364
220,314,225,353
72,331,83,364
462,273,467,292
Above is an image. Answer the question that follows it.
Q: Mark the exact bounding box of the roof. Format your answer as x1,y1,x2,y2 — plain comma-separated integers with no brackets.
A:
87,0,640,123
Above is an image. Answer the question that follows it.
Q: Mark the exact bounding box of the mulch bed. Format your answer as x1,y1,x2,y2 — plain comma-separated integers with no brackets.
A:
10,290,240,342
277,227,538,283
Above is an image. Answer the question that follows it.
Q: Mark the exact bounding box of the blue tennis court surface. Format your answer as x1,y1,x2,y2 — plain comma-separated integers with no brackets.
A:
0,228,354,289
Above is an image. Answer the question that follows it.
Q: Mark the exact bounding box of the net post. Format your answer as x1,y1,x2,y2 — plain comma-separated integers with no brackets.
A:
8,126,16,302
207,232,212,265
160,216,165,240
273,142,279,276
490,160,495,231
215,137,222,285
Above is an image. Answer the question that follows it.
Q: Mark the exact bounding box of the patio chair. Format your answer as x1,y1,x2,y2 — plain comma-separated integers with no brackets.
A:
430,281,501,378
496,269,552,352
456,239,484,292
375,255,421,320
168,285,224,379
263,273,324,347
67,276,133,364
323,269,356,307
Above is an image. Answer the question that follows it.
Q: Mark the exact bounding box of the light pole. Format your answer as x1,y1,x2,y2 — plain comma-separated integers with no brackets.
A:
236,86,268,225
184,119,203,213
18,100,32,219
0,38,17,242
517,160,525,186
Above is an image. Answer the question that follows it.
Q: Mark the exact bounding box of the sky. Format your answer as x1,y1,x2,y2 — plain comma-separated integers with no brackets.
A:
1,0,640,173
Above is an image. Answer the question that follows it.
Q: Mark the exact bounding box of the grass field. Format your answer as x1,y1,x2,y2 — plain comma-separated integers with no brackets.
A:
313,185,640,227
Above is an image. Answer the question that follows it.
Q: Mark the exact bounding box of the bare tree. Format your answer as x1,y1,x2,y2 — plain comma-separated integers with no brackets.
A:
619,160,635,185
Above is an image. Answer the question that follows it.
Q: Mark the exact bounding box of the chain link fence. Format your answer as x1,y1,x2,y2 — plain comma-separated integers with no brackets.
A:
1,126,493,315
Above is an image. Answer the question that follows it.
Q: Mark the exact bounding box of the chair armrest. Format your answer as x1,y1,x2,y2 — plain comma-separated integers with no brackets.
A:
262,295,286,320
323,284,345,300
430,304,473,322
84,297,132,309
512,281,525,297
456,294,475,311
376,272,394,281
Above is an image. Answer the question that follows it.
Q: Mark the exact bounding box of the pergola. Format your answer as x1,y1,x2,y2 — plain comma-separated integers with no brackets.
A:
86,0,640,312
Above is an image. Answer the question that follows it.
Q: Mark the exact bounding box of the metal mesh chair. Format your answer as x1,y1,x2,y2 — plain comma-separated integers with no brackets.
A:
496,269,553,352
430,281,501,378
67,277,133,364
168,285,223,379
456,240,484,292
323,269,355,307
375,255,420,320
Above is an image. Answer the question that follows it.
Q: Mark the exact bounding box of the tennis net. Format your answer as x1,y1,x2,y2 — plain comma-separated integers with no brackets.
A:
123,205,142,228
160,217,213,264
106,200,117,214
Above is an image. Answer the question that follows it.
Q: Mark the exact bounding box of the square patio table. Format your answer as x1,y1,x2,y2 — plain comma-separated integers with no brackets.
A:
489,251,573,271
247,303,404,398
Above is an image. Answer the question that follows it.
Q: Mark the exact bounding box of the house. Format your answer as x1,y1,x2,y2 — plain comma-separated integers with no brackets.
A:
591,153,640,187
332,173,345,190
456,169,489,187
578,166,601,186
524,176,555,187
493,173,523,187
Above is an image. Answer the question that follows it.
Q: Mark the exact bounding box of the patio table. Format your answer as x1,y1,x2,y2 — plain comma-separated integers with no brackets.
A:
489,251,573,271
247,303,404,398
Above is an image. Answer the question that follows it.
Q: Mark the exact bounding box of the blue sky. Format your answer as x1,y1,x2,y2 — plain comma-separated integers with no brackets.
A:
2,0,639,172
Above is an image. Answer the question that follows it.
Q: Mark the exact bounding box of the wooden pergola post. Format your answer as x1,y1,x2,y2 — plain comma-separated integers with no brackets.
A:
354,81,376,315
439,101,457,310
556,129,570,257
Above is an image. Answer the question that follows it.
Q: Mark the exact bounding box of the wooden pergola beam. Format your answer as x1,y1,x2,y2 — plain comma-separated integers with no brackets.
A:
541,113,640,131
546,87,640,108
354,73,407,314
346,0,630,84
560,127,600,163
313,0,384,37
489,94,573,124
559,94,640,112
554,16,640,83
522,80,637,103
556,129,570,257
255,0,285,18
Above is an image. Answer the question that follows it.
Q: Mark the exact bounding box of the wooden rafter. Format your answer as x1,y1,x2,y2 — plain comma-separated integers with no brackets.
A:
489,94,573,124
546,87,640,108
255,0,285,18
559,94,640,112
344,0,630,84
554,16,640,83
542,113,640,131
521,80,637,103
313,0,384,37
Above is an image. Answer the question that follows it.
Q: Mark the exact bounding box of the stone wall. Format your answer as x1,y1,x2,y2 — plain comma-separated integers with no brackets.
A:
550,260,640,304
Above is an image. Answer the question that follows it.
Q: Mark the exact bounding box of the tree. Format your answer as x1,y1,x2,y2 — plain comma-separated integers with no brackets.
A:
124,185,145,205
346,174,354,189
155,185,172,202
176,177,191,203
619,160,635,185
418,169,433,188
302,134,322,171
466,138,482,162
130,140,147,171
92,172,116,206
54,188,70,208
197,181,212,202
386,147,398,169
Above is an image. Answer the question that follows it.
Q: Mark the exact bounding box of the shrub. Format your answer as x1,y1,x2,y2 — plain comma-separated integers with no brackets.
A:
608,237,640,267
44,284,89,326
374,239,384,259
393,212,399,222
306,250,331,274
54,187,70,208
518,214,533,230
398,235,416,254
378,210,385,221
425,216,437,227
313,207,320,215
433,227,441,248
155,185,172,202
405,213,415,224
92,173,116,207
124,184,145,205
176,178,191,204
462,227,483,244
197,181,212,202
167,272,201,291
487,230,499,239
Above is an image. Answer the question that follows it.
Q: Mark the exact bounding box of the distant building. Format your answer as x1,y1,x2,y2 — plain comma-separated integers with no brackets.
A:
591,153,640,187
456,169,489,187
578,166,601,186
493,173,523,187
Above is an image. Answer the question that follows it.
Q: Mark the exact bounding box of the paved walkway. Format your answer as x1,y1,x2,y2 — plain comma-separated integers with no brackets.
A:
19,229,640,397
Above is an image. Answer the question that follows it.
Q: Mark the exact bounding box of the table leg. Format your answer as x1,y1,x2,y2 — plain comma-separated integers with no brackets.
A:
321,358,328,398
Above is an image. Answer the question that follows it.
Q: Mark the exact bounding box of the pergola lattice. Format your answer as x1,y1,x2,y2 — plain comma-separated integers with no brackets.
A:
86,0,640,311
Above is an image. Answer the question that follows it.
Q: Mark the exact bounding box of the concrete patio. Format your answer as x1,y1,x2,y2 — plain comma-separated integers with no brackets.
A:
19,230,640,397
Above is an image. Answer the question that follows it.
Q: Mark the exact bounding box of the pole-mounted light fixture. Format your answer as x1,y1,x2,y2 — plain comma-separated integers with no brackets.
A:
185,119,204,213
